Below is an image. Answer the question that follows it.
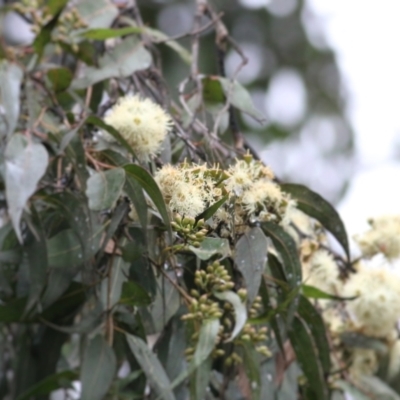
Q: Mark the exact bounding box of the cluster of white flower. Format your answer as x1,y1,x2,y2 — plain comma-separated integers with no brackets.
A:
102,95,172,161
354,215,400,260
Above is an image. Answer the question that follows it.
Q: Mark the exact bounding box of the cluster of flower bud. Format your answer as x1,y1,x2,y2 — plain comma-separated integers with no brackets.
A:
12,2,87,53
194,261,235,292
248,295,263,318
170,214,208,248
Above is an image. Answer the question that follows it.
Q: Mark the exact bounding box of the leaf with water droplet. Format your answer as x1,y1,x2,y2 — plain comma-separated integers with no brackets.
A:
189,237,230,261
235,227,268,303
5,134,49,242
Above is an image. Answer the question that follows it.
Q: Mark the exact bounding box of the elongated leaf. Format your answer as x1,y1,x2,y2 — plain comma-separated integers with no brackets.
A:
72,36,151,89
5,134,49,242
16,370,77,400
302,284,356,301
101,255,130,310
235,227,267,303
214,290,247,342
170,318,220,391
86,115,137,159
86,167,125,210
189,237,230,260
242,343,261,400
202,76,265,121
81,335,116,400
288,316,328,400
195,195,228,223
0,61,23,138
298,295,330,374
260,221,301,288
124,164,172,241
82,27,142,40
281,183,350,259
25,207,48,312
125,334,176,400
124,172,148,231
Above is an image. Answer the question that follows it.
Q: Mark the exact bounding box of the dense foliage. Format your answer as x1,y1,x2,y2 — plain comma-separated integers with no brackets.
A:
0,1,399,400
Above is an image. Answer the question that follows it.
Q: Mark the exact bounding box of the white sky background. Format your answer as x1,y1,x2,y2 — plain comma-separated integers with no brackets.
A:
307,0,400,240
240,0,400,243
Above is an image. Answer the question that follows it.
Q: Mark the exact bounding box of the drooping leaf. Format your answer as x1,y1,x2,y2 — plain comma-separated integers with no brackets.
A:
24,207,48,312
340,332,388,354
170,318,220,392
242,343,262,400
214,290,247,342
81,335,117,400
288,316,329,400
260,221,302,288
72,36,152,89
16,370,78,400
101,255,130,310
124,164,172,241
86,167,125,210
281,183,350,260
5,134,49,242
0,61,23,138
46,67,72,92
235,227,268,303
125,334,176,400
189,237,230,260
297,295,331,374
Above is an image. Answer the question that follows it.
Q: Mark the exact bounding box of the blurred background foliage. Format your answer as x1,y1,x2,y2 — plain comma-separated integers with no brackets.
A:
136,0,355,202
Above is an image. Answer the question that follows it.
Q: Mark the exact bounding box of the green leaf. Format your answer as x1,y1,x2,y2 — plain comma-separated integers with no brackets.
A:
120,281,151,306
195,195,228,224
302,284,357,301
101,255,130,310
5,134,49,242
124,164,172,241
281,183,350,260
0,61,23,138
288,316,329,400
235,227,267,303
77,0,118,29
340,332,388,354
242,343,261,400
334,380,372,400
170,319,220,392
214,290,247,341
46,67,72,92
86,167,125,210
33,2,67,58
25,207,48,312
125,334,176,400
47,226,103,268
260,221,302,288
298,295,331,374
124,172,148,232
16,370,78,400
202,76,265,121
188,237,230,260
86,115,137,159
81,335,116,400
72,36,152,89
82,27,142,40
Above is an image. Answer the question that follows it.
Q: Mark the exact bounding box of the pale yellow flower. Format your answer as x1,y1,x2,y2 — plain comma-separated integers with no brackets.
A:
343,265,400,338
304,250,339,295
103,95,172,161
354,215,400,260
349,348,378,378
